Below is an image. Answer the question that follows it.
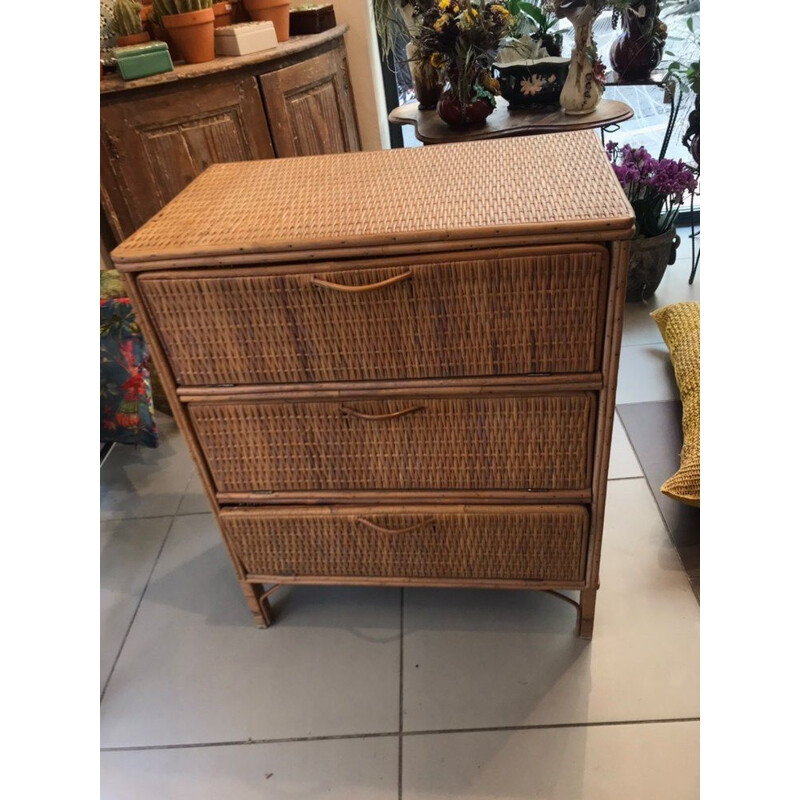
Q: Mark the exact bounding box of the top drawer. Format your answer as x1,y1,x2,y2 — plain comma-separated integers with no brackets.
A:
138,245,608,387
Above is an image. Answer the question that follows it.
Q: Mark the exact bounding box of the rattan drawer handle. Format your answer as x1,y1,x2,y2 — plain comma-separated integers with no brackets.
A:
310,270,412,293
356,517,436,535
341,405,424,421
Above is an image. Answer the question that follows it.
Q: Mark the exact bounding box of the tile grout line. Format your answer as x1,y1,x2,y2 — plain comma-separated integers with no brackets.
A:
100,717,700,753
101,510,211,523
398,588,404,800
100,515,175,703
614,406,699,601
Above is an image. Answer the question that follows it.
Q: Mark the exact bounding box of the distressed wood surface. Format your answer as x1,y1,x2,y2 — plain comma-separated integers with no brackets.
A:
100,25,350,94
101,28,359,243
102,74,275,240
259,47,360,157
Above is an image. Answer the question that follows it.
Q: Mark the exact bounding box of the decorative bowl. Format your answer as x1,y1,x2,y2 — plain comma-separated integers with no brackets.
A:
493,57,570,110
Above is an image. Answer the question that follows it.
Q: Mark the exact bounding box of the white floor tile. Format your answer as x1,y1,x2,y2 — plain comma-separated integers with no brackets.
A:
403,721,699,800
176,471,211,515
608,412,643,479
100,514,401,748
101,736,398,800
101,517,172,694
622,256,700,348
101,413,196,521
401,479,699,731
616,343,679,404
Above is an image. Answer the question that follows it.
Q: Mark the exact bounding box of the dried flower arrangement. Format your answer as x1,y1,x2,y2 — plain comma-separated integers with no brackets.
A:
415,1,514,124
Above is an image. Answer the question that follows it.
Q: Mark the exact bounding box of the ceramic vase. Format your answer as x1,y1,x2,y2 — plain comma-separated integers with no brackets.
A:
406,41,443,111
559,11,602,116
609,0,666,81
437,85,494,128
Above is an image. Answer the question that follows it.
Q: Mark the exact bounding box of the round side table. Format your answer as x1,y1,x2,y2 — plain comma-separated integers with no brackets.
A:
389,97,634,145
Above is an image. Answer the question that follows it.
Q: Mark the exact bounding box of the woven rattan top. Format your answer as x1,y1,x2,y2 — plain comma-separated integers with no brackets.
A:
112,131,633,269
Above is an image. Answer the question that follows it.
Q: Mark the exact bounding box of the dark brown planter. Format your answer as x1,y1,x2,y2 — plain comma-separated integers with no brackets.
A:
289,4,336,36
626,227,680,302
151,21,182,62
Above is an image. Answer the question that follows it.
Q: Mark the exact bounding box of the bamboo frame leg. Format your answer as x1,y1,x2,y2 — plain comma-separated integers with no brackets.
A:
240,581,272,628
578,589,596,640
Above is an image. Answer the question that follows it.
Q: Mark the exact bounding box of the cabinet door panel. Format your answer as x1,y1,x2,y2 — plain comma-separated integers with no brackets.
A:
259,49,360,158
101,76,275,241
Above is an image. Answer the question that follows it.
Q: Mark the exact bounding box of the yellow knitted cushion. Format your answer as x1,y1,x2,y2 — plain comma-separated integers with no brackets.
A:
650,302,700,506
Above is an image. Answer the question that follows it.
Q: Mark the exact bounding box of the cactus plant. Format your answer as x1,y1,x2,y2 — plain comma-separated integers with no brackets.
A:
112,0,145,36
151,0,212,19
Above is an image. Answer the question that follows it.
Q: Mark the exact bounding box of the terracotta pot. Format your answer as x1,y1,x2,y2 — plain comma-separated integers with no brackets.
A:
213,2,233,28
437,88,494,128
116,31,151,47
626,227,680,302
162,8,215,64
151,21,182,62
244,0,290,42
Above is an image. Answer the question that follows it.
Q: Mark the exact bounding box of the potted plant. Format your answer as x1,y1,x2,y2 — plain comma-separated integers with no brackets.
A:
609,1,667,81
243,0,292,42
665,10,699,164
507,0,563,55
212,1,234,27
493,36,569,108
681,59,699,164
606,141,697,300
112,0,151,47
494,2,569,108
152,0,216,63
416,1,513,128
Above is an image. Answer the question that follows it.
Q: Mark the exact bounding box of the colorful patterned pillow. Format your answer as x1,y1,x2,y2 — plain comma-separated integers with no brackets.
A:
101,296,158,448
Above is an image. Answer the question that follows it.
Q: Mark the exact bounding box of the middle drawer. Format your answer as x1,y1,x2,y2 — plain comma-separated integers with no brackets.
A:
188,393,596,494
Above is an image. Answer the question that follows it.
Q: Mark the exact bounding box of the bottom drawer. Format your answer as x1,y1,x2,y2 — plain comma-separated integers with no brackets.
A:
220,505,589,583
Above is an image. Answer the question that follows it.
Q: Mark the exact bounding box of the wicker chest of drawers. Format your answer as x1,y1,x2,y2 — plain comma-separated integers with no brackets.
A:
113,131,633,638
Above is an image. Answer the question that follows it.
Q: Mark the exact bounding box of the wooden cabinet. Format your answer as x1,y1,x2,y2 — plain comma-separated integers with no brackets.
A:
259,48,360,157
113,131,634,639
101,26,360,242
101,75,274,238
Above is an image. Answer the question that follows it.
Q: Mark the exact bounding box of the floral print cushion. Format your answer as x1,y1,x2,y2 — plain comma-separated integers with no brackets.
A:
101,296,158,448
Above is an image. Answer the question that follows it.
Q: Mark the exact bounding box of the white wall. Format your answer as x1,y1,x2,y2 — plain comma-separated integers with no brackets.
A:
291,1,390,150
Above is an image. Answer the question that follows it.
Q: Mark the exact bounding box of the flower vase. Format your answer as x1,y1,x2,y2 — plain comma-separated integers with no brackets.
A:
610,0,666,82
559,13,602,116
437,85,494,128
406,41,443,111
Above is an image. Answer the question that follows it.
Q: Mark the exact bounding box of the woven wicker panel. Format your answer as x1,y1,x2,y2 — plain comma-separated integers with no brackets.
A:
189,394,595,492
221,506,589,581
113,131,632,264
140,249,607,386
